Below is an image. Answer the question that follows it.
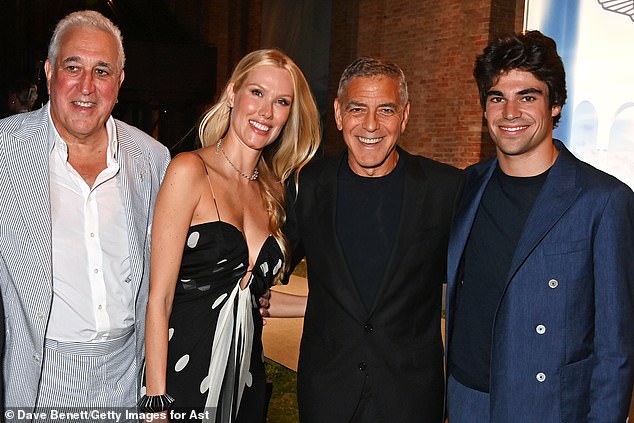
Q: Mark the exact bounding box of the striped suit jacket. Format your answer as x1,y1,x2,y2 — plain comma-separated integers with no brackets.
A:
0,103,171,408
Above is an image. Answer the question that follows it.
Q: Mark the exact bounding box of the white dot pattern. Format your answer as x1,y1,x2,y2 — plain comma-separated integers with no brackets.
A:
260,262,269,277
212,293,228,309
165,228,284,417
199,375,210,394
272,259,282,275
187,231,200,248
175,354,190,372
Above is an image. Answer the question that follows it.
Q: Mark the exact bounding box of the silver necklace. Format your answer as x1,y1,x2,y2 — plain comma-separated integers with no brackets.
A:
216,139,259,181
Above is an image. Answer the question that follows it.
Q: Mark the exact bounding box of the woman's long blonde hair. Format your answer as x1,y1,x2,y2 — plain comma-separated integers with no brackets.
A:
198,49,321,282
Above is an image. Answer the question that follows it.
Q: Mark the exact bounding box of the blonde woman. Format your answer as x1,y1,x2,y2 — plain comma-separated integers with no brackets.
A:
142,49,320,421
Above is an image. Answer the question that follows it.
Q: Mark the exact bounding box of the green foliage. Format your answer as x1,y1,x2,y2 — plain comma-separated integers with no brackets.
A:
266,360,299,423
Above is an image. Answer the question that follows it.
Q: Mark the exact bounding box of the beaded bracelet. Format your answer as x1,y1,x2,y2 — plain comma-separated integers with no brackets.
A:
137,393,175,412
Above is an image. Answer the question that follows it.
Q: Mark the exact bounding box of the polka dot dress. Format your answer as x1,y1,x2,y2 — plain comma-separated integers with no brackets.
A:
161,221,282,422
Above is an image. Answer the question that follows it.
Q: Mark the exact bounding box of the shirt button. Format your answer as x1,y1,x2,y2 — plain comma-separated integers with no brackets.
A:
93,268,99,274
90,232,95,238
364,323,374,333
358,362,367,372
535,324,546,335
536,372,546,382
548,279,558,288
98,304,103,310
36,311,44,319
33,353,41,362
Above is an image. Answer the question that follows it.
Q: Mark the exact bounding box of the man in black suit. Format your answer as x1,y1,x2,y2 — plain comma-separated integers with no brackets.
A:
267,57,463,422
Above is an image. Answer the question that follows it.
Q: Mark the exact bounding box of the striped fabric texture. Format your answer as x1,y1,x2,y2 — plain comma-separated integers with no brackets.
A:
0,103,171,410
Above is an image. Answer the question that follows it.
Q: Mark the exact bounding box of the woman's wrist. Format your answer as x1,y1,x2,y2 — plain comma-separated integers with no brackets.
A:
137,393,175,412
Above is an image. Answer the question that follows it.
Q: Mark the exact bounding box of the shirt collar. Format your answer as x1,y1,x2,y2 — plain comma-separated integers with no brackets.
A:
47,105,119,164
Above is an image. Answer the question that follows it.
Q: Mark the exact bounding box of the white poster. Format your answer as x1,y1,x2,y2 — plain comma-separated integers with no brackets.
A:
525,0,634,189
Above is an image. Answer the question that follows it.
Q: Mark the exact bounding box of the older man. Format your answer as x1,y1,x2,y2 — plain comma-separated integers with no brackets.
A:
269,57,464,423
0,10,170,410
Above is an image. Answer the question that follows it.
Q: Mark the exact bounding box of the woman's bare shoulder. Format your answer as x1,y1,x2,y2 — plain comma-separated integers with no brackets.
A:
165,150,212,177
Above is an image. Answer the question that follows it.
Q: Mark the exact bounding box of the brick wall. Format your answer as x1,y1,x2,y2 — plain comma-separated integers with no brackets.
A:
326,0,524,168
168,0,523,169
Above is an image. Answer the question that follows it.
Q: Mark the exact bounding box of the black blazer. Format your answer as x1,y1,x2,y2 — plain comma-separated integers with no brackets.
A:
285,147,464,423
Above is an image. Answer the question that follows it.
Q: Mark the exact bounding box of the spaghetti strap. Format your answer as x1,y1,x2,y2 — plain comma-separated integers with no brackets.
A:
195,153,222,221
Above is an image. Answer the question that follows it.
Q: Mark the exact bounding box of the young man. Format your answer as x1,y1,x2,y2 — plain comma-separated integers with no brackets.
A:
445,31,634,423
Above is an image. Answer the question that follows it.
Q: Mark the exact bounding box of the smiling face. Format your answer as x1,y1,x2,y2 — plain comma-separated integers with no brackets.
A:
226,65,294,151
334,75,410,177
45,25,123,145
485,69,561,175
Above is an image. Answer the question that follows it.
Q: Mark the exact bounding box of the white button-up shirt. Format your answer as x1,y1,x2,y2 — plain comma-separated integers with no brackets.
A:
47,113,133,342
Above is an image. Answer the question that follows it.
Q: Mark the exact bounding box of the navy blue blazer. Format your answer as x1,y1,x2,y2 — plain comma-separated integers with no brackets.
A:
446,140,634,422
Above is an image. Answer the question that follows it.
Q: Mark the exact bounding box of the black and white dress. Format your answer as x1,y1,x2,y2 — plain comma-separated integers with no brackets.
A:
157,175,283,422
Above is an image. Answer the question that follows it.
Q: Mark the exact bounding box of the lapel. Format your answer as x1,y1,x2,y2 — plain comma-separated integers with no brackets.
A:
116,121,152,299
314,154,368,319
2,106,53,288
446,157,496,318
506,141,581,281
447,158,496,283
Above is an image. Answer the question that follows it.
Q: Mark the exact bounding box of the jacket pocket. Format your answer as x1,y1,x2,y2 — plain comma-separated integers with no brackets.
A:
543,238,587,256
559,356,593,422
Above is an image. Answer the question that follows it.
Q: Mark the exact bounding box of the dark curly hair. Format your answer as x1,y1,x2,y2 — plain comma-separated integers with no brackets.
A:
473,30,567,127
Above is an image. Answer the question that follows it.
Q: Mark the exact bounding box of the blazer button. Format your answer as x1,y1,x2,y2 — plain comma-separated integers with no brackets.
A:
548,279,558,289
536,372,546,382
358,362,367,372
364,323,374,333
535,324,546,335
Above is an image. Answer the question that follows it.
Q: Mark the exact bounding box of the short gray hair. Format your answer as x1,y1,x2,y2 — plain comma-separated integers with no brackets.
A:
337,56,408,106
48,10,125,72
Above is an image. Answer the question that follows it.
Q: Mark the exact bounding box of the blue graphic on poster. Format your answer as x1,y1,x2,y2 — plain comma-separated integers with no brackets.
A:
525,0,634,189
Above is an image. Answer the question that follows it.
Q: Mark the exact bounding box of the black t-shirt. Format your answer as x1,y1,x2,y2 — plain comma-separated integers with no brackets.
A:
336,156,405,310
449,165,548,392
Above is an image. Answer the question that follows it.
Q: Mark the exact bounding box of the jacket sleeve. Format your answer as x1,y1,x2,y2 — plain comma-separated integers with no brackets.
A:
281,177,305,284
589,183,634,422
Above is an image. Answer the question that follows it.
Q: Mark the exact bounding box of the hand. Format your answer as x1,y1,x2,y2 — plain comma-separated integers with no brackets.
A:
259,289,271,325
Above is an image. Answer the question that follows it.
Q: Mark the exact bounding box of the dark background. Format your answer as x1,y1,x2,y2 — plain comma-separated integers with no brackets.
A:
0,0,523,169
1,0,218,153
0,0,332,155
